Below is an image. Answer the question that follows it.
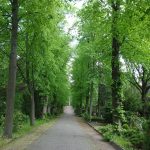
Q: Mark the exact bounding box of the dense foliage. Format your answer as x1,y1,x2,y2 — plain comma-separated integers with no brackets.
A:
71,0,150,149
0,0,70,138
1,0,150,149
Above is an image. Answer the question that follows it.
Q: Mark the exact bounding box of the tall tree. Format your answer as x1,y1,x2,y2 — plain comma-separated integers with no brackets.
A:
111,0,122,124
3,0,19,138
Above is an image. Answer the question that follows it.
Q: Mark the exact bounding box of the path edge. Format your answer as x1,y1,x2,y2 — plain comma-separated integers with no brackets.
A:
87,122,123,150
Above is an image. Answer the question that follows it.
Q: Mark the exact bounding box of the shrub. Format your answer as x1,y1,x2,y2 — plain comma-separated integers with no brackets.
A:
143,120,150,150
101,102,113,123
124,87,142,112
99,123,144,149
82,113,90,121
129,129,144,149
128,113,146,129
0,115,5,127
0,111,29,133
13,111,29,132
122,126,144,149
99,124,115,141
113,136,133,150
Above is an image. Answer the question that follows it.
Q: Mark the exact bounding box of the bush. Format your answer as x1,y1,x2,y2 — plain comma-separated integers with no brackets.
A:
0,115,5,127
99,123,144,149
91,116,103,122
143,120,150,150
13,111,29,132
99,124,115,141
101,102,113,123
0,94,6,126
128,129,143,148
126,112,146,129
113,136,133,150
122,125,144,149
124,87,142,112
0,111,29,133
82,113,90,121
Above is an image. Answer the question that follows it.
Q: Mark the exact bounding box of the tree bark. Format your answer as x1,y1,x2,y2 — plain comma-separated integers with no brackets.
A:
85,87,89,114
25,33,35,126
85,63,90,114
111,0,122,124
97,83,101,117
3,0,19,138
141,85,147,116
30,58,35,125
79,92,83,114
52,93,57,115
42,96,48,118
30,90,35,125
47,105,51,115
89,82,93,122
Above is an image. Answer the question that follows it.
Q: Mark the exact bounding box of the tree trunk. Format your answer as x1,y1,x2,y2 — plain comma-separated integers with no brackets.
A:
89,82,93,122
111,0,122,124
30,90,35,126
52,93,57,115
3,0,19,138
97,83,101,117
47,95,53,115
97,64,102,117
42,96,48,118
141,86,147,116
47,105,51,115
80,94,83,114
30,59,35,125
85,88,89,114
25,33,35,126
85,63,90,114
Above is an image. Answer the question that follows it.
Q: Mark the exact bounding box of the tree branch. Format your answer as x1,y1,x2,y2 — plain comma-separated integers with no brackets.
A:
129,79,142,93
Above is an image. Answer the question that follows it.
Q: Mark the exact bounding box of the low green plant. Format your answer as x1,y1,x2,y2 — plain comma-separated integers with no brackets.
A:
112,135,133,150
101,102,113,123
0,115,5,127
99,124,115,141
82,113,90,121
127,129,143,149
143,120,150,150
120,123,144,149
98,123,144,149
13,111,29,132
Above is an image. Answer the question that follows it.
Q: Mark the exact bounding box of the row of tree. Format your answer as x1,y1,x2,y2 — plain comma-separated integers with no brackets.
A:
72,0,150,149
0,0,70,138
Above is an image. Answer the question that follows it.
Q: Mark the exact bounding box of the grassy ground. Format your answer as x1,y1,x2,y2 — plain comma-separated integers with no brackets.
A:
112,135,134,150
0,117,57,149
94,126,135,150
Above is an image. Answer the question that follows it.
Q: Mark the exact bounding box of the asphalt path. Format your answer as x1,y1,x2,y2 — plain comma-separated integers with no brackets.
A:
26,106,117,150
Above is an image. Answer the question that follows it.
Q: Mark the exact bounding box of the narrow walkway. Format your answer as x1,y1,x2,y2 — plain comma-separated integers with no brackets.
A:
26,106,117,150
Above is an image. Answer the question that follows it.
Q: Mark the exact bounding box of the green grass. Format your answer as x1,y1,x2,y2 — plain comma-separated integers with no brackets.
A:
97,125,136,150
112,135,134,150
15,118,55,137
0,117,56,148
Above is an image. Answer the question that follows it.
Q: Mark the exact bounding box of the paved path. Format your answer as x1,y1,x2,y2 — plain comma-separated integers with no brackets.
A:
26,106,118,150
